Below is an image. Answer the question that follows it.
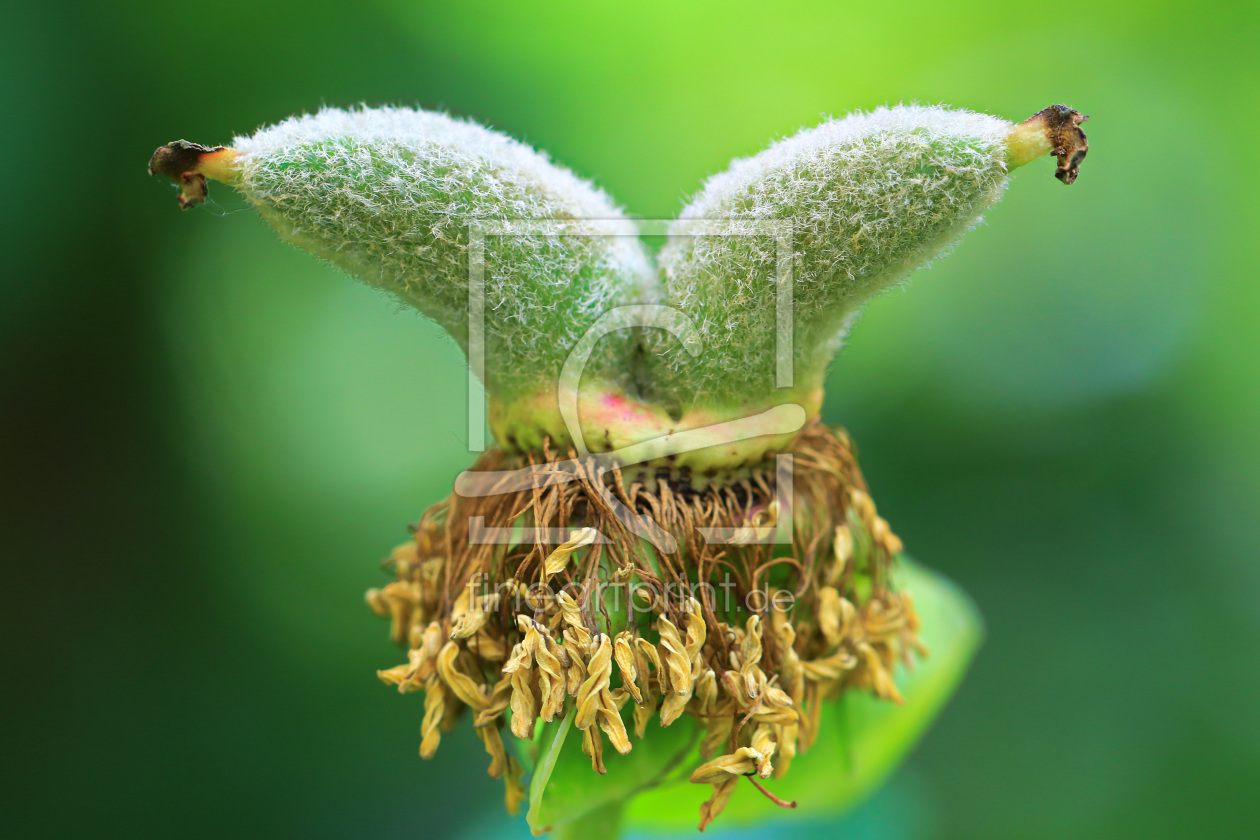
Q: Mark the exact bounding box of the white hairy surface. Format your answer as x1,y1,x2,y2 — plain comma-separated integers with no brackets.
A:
233,106,655,397
649,105,1012,409
227,104,1015,415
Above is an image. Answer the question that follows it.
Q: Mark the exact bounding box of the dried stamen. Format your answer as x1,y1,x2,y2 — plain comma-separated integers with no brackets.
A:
364,422,924,830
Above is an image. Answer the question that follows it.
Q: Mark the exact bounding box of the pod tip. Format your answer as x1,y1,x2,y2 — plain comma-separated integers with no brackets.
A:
1007,105,1089,184
148,141,240,209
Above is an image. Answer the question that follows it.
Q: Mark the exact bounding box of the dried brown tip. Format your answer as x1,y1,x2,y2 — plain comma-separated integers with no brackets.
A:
1006,104,1090,184
148,141,240,209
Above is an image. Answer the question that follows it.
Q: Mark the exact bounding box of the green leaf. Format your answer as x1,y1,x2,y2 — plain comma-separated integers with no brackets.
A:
526,707,573,833
525,703,700,835
624,557,983,830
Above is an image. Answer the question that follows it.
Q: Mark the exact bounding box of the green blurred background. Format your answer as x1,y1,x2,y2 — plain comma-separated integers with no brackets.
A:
4,1,1259,837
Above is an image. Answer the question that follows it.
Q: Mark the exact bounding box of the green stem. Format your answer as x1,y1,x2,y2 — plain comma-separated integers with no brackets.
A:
553,799,625,840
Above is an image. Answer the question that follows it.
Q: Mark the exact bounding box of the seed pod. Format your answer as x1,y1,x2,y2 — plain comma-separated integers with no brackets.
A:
151,106,654,404
645,104,1087,414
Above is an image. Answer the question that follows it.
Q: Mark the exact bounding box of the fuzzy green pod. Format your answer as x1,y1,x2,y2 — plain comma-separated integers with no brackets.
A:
156,107,656,402
150,103,1085,465
646,105,1029,413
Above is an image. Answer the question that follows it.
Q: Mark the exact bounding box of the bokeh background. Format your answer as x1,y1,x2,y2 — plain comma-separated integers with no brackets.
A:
4,1,1259,837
